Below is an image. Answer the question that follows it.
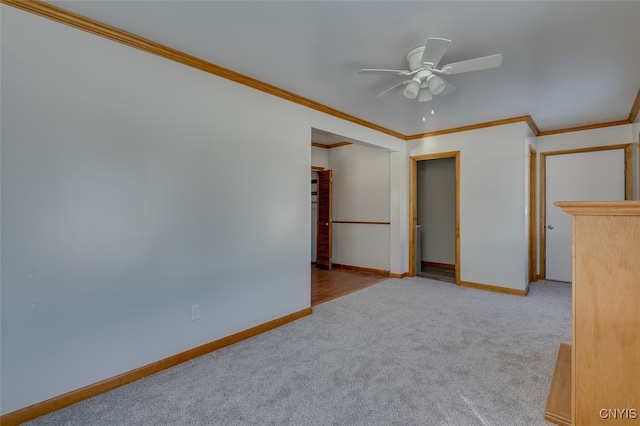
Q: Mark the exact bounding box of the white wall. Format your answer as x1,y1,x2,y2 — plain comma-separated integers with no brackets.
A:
331,224,390,270
408,123,530,291
311,146,328,170
329,144,390,222
328,144,391,270
0,6,405,414
536,124,639,200
416,158,456,264
388,150,407,275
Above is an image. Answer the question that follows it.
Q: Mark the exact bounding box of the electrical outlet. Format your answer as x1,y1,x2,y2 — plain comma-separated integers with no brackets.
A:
191,304,200,321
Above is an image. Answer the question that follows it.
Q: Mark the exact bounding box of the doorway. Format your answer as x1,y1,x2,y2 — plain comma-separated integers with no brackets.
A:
409,151,460,283
311,169,319,264
315,169,333,269
540,144,632,281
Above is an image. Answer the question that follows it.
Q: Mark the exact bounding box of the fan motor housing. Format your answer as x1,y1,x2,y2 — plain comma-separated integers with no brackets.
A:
406,46,427,71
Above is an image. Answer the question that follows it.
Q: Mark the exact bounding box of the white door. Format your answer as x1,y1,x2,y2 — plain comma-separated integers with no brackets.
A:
545,149,625,282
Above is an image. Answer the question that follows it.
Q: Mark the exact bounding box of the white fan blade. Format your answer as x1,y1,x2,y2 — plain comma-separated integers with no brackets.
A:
359,69,411,75
440,54,502,75
376,80,409,97
439,78,456,96
420,38,451,67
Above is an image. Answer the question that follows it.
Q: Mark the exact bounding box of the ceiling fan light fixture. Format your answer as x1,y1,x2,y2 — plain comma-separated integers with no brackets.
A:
403,78,421,99
418,88,433,102
361,38,500,101
427,75,446,95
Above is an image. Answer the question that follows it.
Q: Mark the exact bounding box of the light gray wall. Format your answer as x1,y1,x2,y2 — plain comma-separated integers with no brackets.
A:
417,158,456,265
1,6,312,414
408,123,529,291
329,144,390,223
1,5,407,414
329,144,390,270
311,146,328,170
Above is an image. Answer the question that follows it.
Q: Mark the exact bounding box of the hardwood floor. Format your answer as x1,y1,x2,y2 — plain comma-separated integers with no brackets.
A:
311,265,389,305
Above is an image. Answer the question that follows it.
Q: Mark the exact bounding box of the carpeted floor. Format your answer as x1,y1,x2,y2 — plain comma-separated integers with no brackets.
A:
25,278,571,425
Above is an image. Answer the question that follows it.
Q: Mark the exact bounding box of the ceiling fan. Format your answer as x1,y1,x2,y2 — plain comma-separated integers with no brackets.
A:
359,38,502,102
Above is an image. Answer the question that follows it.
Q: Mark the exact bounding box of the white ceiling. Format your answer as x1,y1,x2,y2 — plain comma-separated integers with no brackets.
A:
50,1,640,137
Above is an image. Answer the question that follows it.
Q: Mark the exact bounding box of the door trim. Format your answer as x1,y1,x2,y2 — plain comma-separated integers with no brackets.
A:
539,143,632,279
409,151,460,283
529,146,537,285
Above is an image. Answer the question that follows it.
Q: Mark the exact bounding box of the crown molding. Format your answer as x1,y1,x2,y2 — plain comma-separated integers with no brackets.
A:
536,119,631,137
405,116,537,140
406,99,639,140
2,0,638,143
525,115,540,136
1,0,405,141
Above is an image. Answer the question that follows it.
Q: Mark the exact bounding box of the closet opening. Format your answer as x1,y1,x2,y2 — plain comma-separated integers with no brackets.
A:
409,151,460,284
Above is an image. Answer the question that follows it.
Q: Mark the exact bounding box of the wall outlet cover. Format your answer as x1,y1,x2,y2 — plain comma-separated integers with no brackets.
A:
191,304,200,321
